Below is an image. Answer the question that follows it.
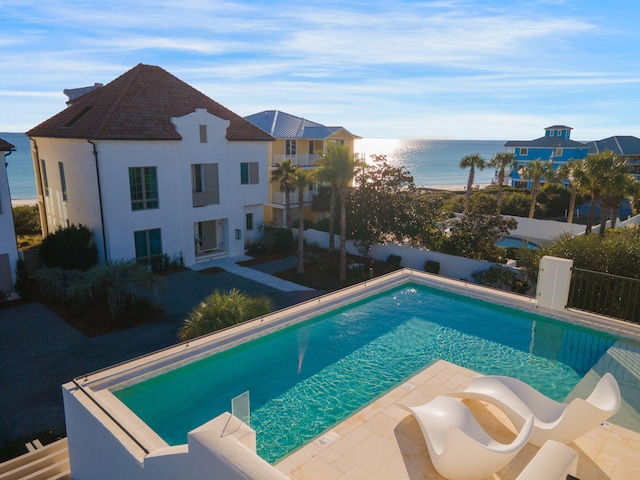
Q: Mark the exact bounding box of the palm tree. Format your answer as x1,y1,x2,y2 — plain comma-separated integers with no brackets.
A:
558,159,588,224
518,159,555,218
459,154,486,214
71,260,164,318
178,289,273,341
271,159,297,231
487,152,515,214
582,151,630,234
315,143,364,282
294,169,311,274
599,161,636,234
313,143,343,254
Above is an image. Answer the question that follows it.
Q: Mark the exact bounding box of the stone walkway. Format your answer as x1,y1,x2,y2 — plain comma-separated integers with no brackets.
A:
190,255,313,292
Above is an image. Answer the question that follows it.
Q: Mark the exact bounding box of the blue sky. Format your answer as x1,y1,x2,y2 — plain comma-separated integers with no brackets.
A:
2,0,639,140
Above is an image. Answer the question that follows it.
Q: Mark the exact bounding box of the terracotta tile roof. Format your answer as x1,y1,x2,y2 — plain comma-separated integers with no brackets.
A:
27,64,274,142
0,138,15,151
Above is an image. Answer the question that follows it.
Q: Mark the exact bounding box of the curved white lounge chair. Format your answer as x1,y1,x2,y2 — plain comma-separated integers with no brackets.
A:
450,373,621,447
397,396,534,480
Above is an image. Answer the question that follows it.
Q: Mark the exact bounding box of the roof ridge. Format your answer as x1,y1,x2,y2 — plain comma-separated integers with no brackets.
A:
93,63,145,137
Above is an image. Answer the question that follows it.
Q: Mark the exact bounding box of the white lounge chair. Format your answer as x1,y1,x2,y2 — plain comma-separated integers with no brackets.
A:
450,373,621,447
397,396,534,480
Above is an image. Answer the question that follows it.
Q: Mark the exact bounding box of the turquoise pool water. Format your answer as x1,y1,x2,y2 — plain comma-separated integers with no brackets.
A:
114,283,616,463
497,236,539,249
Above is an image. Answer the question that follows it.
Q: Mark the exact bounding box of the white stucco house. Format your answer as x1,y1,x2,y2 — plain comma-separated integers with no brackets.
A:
0,138,18,295
26,64,274,267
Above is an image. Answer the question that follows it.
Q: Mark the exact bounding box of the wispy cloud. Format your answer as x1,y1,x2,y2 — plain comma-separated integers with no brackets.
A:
1,0,639,138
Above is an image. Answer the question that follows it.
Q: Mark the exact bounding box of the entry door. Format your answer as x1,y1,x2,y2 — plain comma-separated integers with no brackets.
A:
199,221,217,252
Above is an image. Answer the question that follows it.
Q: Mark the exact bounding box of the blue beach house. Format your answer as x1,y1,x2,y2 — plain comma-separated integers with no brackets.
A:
504,125,589,188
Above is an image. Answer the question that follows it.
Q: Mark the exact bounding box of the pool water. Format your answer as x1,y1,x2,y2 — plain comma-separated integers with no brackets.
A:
114,283,616,463
497,236,539,249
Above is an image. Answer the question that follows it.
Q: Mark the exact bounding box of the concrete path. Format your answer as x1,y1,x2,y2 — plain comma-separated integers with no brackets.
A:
190,255,313,292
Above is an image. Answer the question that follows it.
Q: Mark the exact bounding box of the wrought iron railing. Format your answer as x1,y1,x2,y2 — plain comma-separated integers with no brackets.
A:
568,268,640,324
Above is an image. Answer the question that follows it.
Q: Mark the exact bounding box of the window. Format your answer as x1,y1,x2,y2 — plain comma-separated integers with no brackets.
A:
285,140,297,156
41,159,49,196
134,228,162,265
199,124,207,143
129,167,159,210
192,163,219,206
246,213,254,231
240,162,259,185
59,162,68,202
520,148,528,156
555,148,563,157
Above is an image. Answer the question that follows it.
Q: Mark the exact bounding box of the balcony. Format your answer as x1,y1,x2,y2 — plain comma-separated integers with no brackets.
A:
272,153,320,168
271,189,315,205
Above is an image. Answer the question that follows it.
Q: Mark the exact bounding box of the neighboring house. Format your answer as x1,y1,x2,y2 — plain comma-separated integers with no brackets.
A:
27,64,273,267
244,110,360,227
0,138,18,295
584,136,640,181
504,125,590,187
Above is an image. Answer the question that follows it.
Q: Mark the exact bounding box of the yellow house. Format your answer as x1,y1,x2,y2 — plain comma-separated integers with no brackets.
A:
245,110,360,227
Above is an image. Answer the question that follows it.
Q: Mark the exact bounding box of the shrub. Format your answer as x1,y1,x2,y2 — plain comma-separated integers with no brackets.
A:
14,258,31,300
423,260,440,274
313,217,331,233
472,265,529,294
263,226,294,253
13,205,41,236
71,260,164,319
293,218,314,230
35,267,83,302
179,289,273,341
39,224,98,271
386,254,402,269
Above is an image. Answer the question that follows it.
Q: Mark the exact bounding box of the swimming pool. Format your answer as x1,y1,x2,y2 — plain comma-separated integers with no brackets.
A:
497,236,539,249
113,282,617,463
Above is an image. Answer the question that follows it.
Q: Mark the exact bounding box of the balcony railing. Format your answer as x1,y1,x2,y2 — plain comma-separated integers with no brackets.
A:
272,153,320,167
568,268,640,324
271,190,315,205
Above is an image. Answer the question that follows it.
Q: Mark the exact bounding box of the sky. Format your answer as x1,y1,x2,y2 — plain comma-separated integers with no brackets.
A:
2,0,640,140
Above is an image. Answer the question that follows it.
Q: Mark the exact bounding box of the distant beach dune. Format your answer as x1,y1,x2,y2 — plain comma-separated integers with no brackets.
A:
11,198,38,207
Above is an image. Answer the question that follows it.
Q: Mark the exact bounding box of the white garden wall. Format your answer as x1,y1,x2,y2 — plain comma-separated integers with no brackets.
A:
301,228,493,281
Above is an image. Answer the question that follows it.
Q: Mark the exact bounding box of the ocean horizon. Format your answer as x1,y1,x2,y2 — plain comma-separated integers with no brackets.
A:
2,133,507,200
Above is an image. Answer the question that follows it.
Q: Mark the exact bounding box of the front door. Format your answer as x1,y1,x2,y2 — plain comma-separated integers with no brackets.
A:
198,221,217,252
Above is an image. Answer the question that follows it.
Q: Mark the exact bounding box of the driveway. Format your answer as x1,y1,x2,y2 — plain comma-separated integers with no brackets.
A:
0,263,324,449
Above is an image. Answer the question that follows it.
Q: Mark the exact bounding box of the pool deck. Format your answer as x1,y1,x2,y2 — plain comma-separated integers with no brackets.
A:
275,360,640,479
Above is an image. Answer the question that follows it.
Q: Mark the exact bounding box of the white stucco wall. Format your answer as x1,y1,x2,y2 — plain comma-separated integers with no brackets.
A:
0,149,19,292
302,228,493,281
506,216,586,243
31,109,269,267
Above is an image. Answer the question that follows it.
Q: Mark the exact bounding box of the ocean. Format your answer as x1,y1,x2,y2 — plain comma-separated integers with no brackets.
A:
1,133,507,200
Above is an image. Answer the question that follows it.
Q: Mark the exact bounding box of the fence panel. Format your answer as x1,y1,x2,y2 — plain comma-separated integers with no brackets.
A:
568,268,640,324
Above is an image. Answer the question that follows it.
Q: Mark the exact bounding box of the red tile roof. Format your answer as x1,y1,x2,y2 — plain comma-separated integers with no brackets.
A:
27,64,274,142
0,138,15,151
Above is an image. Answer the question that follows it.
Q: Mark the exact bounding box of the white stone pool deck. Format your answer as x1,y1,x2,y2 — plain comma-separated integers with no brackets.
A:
275,360,640,480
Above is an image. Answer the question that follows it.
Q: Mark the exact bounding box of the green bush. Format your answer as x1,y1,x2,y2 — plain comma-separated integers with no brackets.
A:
39,224,98,271
472,265,529,294
71,260,164,319
423,260,440,274
263,226,294,253
14,258,31,300
313,217,331,232
13,205,41,236
386,254,402,269
293,218,314,230
179,289,273,341
35,267,83,302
